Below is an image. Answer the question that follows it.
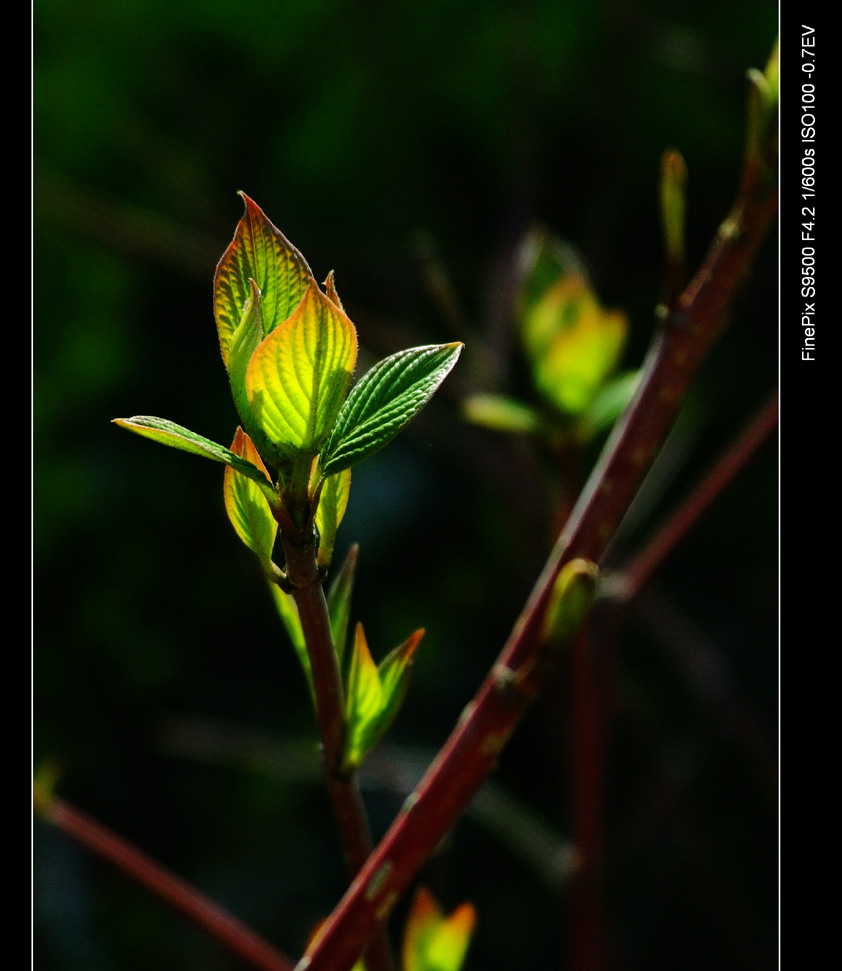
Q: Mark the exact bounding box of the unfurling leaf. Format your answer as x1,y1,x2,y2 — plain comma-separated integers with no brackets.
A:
319,342,463,478
344,624,380,769
226,280,282,468
316,468,351,574
518,230,627,417
376,630,425,732
112,416,280,511
267,582,311,698
214,192,313,367
246,279,357,461
343,624,423,772
542,558,599,650
327,543,358,668
402,886,477,971
223,428,278,569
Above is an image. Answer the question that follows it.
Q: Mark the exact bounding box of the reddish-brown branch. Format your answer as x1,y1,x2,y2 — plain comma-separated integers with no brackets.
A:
281,531,395,971
615,390,778,602
300,179,777,971
42,797,295,971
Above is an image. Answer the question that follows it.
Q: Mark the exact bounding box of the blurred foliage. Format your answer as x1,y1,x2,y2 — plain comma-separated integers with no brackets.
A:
464,228,640,445
402,887,476,971
34,1,777,970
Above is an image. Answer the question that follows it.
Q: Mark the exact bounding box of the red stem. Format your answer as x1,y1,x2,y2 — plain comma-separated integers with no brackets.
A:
281,532,395,971
300,183,777,971
43,797,295,971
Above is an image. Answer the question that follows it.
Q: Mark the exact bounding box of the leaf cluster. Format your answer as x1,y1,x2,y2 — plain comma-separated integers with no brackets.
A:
115,195,463,778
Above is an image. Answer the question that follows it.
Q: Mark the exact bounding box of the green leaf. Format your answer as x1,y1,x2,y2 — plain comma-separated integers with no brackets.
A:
319,343,463,478
462,393,544,435
343,624,422,773
402,887,477,971
326,543,358,670
344,624,381,771
223,428,278,569
373,628,424,743
112,416,280,510
214,193,313,368
226,281,289,472
542,558,599,650
518,230,627,417
315,468,351,574
267,582,312,700
246,279,357,460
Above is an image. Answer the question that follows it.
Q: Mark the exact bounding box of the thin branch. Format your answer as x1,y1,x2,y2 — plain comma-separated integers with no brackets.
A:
612,390,778,602
281,530,395,971
40,797,295,971
300,149,777,971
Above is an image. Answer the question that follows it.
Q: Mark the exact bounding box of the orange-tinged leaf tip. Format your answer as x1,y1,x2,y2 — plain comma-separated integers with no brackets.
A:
230,425,246,454
411,885,439,922
237,191,273,228
447,902,478,938
354,622,377,673
404,887,477,971
324,269,344,310
403,629,425,661
228,427,272,479
215,194,314,368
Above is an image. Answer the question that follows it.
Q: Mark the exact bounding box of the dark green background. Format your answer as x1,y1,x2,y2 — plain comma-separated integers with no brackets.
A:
34,2,778,969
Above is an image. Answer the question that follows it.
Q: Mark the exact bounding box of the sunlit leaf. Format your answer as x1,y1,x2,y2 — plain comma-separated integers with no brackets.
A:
373,628,423,743
343,624,422,772
343,623,382,771
112,416,279,510
246,279,357,460
319,343,463,478
519,231,627,417
316,468,351,574
327,543,358,669
214,193,313,367
223,428,278,568
228,279,264,396
324,269,344,311
402,886,477,971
